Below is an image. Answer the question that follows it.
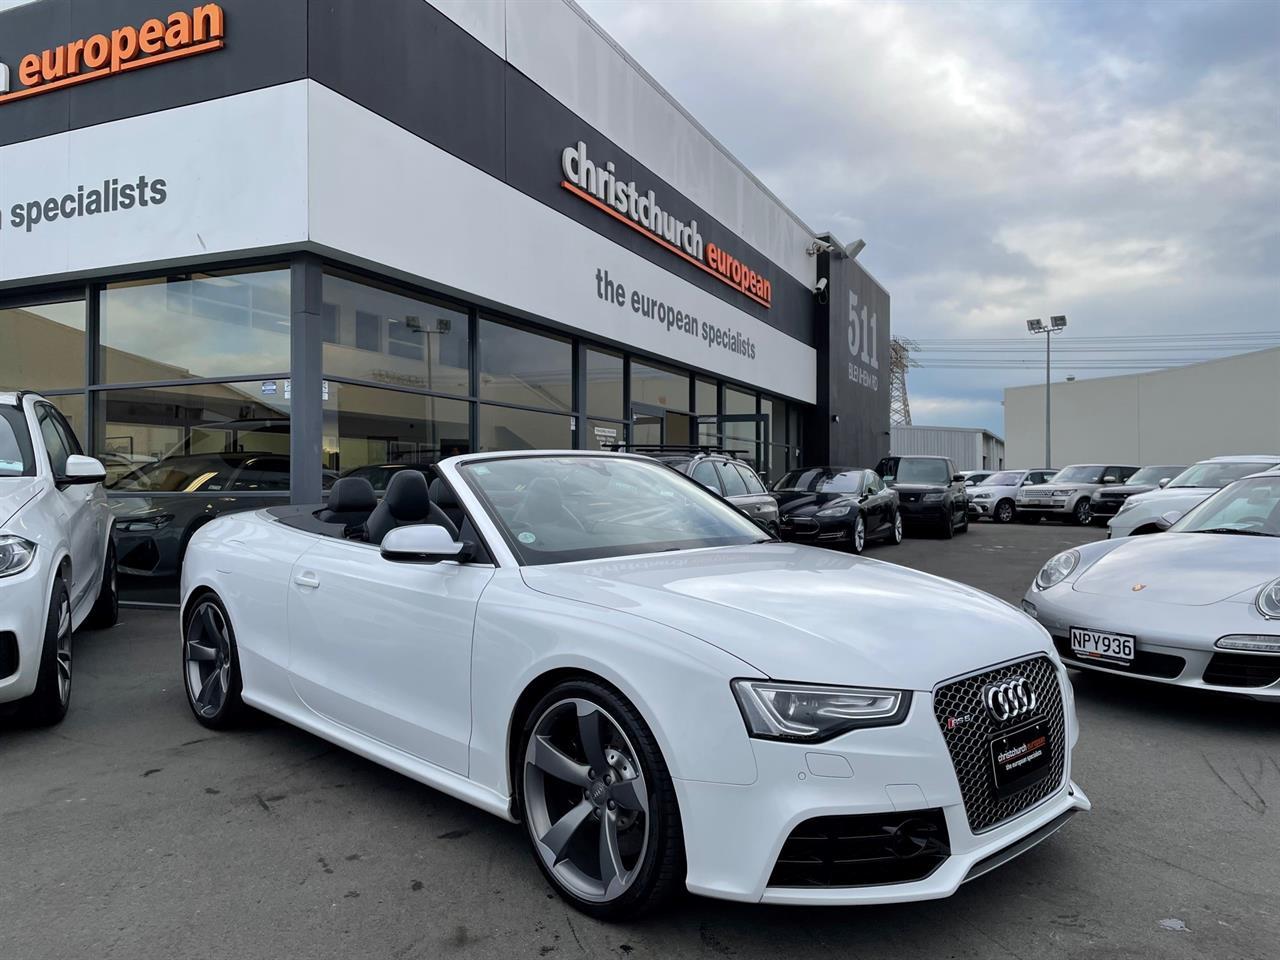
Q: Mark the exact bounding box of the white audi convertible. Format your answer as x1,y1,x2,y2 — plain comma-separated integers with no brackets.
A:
1025,470,1280,700
181,451,1089,918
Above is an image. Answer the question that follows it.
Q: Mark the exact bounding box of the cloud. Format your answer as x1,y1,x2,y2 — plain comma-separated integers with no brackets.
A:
579,0,1280,433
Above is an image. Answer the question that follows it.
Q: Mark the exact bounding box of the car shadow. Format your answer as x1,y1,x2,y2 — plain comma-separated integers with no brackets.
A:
1067,666,1279,732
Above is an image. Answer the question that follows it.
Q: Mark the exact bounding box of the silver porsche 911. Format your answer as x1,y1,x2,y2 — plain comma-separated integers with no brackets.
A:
1022,471,1280,701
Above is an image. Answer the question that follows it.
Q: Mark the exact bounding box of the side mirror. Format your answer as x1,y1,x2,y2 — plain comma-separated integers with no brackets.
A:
952,474,965,483
61,454,106,485
1158,478,1171,488
381,524,469,563
1102,476,1118,484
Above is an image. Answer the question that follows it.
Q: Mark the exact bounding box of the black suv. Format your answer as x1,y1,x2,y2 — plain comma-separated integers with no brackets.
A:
875,455,969,539
619,445,780,535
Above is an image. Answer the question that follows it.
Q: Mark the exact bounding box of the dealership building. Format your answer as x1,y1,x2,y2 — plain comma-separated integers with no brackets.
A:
0,0,890,600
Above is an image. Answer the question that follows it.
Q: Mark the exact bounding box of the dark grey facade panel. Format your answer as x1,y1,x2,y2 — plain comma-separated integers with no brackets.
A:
0,0,308,147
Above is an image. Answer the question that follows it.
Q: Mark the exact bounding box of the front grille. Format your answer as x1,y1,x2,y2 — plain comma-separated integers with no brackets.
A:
0,631,17,681
900,492,921,503
768,809,950,887
1052,636,1185,679
1099,491,1129,501
1203,653,1280,689
783,518,819,536
933,656,1066,833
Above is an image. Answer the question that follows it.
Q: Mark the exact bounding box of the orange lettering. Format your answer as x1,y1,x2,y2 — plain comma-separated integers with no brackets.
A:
40,46,66,82
18,53,41,87
111,26,139,71
193,3,225,42
165,11,193,47
139,19,165,53
67,40,85,73
83,34,110,70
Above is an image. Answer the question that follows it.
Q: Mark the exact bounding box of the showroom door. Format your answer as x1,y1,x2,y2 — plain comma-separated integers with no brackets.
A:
630,403,693,447
286,538,494,774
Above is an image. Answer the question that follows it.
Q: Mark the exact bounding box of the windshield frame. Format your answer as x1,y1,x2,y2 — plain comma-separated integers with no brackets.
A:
456,453,771,567
0,405,36,478
771,467,863,494
980,471,1024,487
1166,460,1280,490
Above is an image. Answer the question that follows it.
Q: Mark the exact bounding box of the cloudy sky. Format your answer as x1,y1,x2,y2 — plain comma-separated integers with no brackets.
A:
579,0,1280,432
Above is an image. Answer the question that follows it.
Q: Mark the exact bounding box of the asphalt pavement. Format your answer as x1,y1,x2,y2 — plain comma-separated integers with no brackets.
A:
1,521,1276,959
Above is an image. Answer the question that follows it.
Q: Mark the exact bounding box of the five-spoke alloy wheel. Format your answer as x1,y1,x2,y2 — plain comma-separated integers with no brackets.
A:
183,594,246,728
520,681,683,919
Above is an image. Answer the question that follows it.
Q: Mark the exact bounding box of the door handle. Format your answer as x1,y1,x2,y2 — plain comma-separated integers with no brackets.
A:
293,571,320,589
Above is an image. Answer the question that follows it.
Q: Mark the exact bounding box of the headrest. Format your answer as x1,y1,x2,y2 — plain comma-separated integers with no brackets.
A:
384,469,432,521
429,477,459,509
327,477,376,513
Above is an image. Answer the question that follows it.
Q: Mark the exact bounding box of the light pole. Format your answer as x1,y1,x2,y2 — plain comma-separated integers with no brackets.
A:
1026,315,1067,468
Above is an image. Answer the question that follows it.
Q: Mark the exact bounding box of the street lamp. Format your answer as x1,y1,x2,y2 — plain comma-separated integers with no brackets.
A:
1026,314,1067,468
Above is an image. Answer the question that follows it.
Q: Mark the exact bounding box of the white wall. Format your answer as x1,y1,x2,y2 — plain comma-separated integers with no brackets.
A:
1004,347,1280,466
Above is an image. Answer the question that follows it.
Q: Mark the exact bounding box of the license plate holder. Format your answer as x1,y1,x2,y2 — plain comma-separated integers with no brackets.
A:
1069,626,1135,664
988,718,1052,798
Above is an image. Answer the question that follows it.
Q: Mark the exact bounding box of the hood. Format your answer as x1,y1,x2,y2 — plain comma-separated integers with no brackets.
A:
1119,486,1215,517
775,491,857,516
1072,533,1276,605
520,543,1052,690
1022,483,1089,495
0,477,42,528
1098,483,1154,497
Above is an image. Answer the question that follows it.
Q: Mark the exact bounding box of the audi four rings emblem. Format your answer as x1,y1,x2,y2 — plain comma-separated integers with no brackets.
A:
982,677,1037,722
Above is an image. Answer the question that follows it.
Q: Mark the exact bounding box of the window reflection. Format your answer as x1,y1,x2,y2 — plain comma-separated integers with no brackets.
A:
478,404,572,451
322,382,470,483
479,320,572,411
0,300,86,393
100,269,290,382
631,361,690,411
322,274,470,395
585,349,623,418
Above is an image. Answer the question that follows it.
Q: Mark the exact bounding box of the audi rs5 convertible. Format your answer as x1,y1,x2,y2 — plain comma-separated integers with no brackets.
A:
180,451,1089,918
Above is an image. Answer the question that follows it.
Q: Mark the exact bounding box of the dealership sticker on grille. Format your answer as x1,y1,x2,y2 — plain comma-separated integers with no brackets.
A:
1070,626,1135,664
988,718,1052,798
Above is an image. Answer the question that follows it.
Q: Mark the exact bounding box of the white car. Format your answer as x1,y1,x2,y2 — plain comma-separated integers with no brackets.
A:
968,469,1058,523
1016,463,1139,525
1106,455,1280,538
180,450,1088,917
1024,471,1280,700
0,392,117,725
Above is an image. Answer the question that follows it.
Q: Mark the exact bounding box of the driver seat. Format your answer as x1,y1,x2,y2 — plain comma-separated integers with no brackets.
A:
364,469,458,545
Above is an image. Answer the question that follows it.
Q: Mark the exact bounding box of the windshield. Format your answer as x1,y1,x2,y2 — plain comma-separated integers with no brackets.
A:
891,459,951,485
981,471,1023,486
459,455,768,565
1171,476,1280,537
108,456,239,492
0,407,35,478
1128,465,1185,486
772,468,862,494
1167,460,1280,489
1053,465,1104,484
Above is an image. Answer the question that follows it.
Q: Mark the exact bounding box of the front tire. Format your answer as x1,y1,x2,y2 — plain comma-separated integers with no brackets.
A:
889,510,904,545
956,508,969,534
849,514,866,554
993,499,1015,524
18,579,73,726
1072,499,1092,525
938,511,954,539
182,593,247,729
84,541,119,630
519,679,684,920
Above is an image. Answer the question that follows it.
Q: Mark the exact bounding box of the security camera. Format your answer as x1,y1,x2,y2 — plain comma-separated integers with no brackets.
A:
806,239,834,257
814,277,829,304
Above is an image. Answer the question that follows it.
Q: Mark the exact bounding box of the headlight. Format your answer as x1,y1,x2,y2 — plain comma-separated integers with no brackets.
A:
732,679,910,741
1257,578,1280,620
816,503,851,518
116,514,175,532
1057,488,1077,497
1035,549,1080,590
922,492,945,502
974,491,991,499
0,535,37,578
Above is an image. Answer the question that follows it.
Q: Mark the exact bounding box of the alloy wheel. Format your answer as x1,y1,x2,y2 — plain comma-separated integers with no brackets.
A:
185,600,232,719
1074,500,1091,525
54,594,72,706
523,698,650,903
853,516,866,553
893,512,904,543
996,501,1014,523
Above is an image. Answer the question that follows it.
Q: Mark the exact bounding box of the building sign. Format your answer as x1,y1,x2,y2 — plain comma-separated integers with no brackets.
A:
848,290,880,391
0,4,225,106
561,141,773,309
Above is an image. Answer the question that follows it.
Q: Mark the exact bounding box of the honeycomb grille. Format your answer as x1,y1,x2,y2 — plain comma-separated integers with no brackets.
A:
933,656,1066,834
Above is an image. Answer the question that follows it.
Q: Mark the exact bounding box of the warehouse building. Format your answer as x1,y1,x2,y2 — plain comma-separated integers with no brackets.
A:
0,0,890,601
1004,347,1280,467
890,425,1005,472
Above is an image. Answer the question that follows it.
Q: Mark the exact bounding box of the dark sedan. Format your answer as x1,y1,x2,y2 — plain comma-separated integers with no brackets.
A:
875,455,969,539
772,466,902,553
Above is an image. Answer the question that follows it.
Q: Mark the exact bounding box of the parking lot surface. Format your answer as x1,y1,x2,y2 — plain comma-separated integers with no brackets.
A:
2,522,1276,959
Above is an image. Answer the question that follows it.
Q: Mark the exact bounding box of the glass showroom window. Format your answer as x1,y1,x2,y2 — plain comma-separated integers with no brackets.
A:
99,268,290,382
478,319,572,412
723,386,760,466
478,404,572,452
0,298,86,394
321,273,470,396
696,378,718,446
585,349,624,420
322,382,470,485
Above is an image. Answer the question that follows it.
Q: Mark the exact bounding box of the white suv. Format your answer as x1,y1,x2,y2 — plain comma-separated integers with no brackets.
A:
0,392,117,725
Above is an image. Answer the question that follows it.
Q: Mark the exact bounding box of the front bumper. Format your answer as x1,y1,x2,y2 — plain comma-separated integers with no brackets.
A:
778,515,850,545
0,556,54,705
968,499,993,516
673,689,1089,904
1015,498,1073,516
1024,587,1280,700
1089,497,1128,517
899,501,948,523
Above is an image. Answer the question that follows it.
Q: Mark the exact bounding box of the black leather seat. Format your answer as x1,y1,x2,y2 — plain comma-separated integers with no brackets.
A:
365,469,459,545
429,478,465,530
315,477,377,528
